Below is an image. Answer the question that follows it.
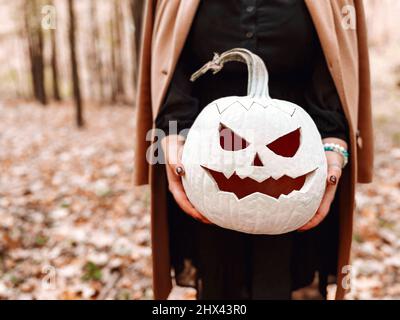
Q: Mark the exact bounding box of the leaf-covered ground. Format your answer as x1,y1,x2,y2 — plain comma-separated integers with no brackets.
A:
0,102,152,299
0,46,400,300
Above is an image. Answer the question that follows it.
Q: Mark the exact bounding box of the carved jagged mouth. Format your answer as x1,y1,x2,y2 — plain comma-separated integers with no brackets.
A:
201,166,313,200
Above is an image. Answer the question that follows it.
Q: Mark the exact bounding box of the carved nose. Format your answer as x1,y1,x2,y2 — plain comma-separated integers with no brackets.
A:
252,153,264,166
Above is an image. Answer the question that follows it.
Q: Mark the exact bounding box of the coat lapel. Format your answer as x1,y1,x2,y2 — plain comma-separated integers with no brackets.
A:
173,0,201,60
304,0,357,129
304,0,339,68
151,0,201,117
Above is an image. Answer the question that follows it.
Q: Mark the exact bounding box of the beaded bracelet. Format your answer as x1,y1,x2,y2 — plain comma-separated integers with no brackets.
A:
323,143,349,168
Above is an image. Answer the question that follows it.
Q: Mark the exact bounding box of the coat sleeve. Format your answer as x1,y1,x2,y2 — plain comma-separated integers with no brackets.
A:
355,0,374,183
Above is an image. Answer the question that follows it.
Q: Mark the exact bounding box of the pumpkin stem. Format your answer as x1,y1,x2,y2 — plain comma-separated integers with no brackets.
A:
190,48,270,99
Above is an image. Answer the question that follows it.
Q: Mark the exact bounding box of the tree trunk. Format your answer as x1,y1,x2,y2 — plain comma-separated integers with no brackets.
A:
24,0,47,105
89,0,105,102
131,0,143,60
113,0,125,102
109,18,117,103
130,0,144,99
36,9,47,105
67,0,84,127
110,1,125,102
51,28,61,101
24,2,38,100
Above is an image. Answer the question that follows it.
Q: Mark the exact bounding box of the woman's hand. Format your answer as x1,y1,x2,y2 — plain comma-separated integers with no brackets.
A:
161,134,212,224
298,137,347,231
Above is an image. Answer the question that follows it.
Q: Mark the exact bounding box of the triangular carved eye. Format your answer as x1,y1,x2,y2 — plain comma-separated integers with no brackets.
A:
219,123,249,151
267,128,301,157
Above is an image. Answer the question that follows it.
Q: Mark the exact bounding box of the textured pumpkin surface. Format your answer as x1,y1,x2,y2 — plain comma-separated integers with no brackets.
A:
182,96,327,234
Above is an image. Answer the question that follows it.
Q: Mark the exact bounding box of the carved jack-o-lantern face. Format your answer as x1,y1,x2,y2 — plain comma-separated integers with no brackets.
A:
181,49,327,235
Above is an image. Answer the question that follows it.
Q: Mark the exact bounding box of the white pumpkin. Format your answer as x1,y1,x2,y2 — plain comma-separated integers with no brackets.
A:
181,48,327,235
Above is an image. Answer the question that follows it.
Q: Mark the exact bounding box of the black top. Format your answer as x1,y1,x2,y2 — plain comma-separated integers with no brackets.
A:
155,0,348,141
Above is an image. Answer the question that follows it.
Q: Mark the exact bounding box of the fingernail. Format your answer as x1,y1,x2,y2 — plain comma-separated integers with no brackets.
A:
175,166,184,176
329,175,337,185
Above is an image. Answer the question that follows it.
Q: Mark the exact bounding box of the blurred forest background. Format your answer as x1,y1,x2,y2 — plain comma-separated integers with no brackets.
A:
0,0,400,300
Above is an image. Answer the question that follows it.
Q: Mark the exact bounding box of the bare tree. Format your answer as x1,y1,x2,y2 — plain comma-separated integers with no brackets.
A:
50,27,61,101
89,0,105,102
131,0,144,61
24,0,47,105
67,0,84,127
130,0,144,98
113,0,125,102
109,17,117,103
104,0,126,105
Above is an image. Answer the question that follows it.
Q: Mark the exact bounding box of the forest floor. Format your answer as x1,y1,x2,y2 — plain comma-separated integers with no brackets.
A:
1,45,400,300
0,101,153,300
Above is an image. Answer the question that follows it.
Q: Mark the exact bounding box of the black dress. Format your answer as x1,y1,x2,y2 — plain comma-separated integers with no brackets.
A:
156,0,348,300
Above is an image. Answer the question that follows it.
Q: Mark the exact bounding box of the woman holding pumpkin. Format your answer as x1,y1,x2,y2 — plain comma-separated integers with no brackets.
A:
134,0,373,300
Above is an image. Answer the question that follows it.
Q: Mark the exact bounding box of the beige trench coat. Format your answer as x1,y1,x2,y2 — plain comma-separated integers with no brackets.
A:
134,0,374,300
